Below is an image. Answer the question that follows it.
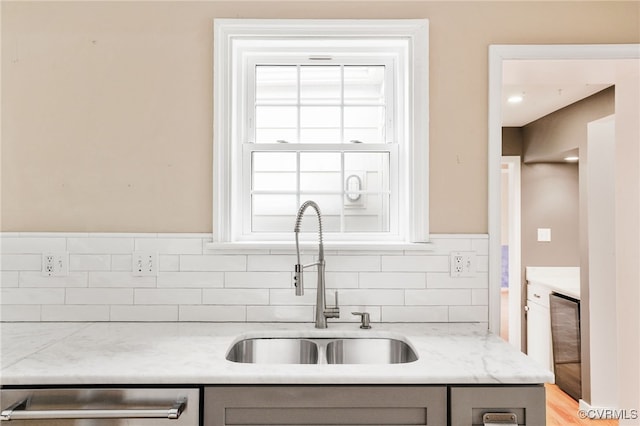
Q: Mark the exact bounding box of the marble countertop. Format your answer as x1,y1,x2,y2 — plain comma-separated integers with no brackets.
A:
0,322,553,386
526,266,580,300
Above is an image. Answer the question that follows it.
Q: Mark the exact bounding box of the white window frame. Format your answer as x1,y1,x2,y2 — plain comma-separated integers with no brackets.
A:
213,19,429,247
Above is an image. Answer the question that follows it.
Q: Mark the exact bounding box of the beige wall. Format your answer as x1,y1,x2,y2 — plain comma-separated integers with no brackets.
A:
522,87,615,162
2,1,639,233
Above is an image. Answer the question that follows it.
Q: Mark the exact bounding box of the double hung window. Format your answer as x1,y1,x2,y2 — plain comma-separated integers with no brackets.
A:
213,20,429,244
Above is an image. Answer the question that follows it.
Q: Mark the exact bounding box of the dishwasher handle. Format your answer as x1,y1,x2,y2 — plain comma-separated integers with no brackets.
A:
1,398,186,421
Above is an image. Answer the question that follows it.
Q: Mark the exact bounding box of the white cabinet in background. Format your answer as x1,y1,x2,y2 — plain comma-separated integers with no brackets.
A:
526,283,553,371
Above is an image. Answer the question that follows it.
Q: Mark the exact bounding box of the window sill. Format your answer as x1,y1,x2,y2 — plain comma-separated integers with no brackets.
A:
204,240,434,253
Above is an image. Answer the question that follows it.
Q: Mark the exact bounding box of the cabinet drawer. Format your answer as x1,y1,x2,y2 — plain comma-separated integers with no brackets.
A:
205,386,447,426
450,386,545,426
527,283,552,308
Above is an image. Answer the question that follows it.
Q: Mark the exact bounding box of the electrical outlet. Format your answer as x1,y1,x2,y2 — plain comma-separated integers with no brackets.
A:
132,252,158,276
42,252,69,276
449,251,476,277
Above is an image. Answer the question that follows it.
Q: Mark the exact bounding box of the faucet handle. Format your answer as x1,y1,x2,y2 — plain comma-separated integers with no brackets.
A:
352,311,371,329
324,291,340,319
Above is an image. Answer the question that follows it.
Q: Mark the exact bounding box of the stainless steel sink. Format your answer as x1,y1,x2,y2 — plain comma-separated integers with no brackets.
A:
226,338,318,364
226,336,418,364
325,338,418,364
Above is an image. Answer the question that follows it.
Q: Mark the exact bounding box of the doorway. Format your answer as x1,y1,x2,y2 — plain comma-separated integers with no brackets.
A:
488,44,640,414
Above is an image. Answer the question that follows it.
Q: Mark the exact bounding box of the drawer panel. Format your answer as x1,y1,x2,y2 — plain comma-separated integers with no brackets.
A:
527,283,552,308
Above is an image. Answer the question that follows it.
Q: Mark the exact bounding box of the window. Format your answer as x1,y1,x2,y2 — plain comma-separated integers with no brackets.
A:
213,19,429,245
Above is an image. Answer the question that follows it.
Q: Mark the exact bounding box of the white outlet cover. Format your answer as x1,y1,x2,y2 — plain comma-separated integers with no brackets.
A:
42,252,69,277
449,251,476,278
132,251,158,276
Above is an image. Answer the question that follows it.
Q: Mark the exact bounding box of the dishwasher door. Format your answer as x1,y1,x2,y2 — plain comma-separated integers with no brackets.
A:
0,388,199,425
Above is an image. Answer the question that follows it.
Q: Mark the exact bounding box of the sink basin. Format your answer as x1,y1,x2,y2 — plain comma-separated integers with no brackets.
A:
226,338,318,364
226,336,418,364
325,338,418,364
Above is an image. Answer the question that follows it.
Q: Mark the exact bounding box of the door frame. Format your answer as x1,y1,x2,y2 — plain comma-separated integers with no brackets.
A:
501,156,521,349
487,44,638,336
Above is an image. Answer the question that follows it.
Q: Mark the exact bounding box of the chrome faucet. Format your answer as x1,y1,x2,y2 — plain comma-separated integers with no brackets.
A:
293,200,340,328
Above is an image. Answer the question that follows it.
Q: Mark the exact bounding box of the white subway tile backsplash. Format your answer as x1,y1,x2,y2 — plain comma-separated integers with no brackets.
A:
179,305,246,322
471,238,489,255
134,289,201,305
1,271,19,287
381,255,449,272
405,289,472,306
1,305,41,321
67,288,133,305
449,305,488,322
1,237,66,254
246,306,313,322
381,306,448,322
359,272,426,289
42,305,110,321
426,272,488,289
88,272,156,288
135,238,202,254
472,289,489,305
70,255,111,271
111,255,133,271
325,272,359,289
269,289,316,305
324,255,380,272
247,255,300,271
0,254,41,271
0,233,488,324
159,255,180,272
20,272,88,288
2,288,65,305
157,272,223,288
110,305,179,321
68,237,133,254
203,289,269,305
224,272,290,288
180,255,246,271
338,289,405,306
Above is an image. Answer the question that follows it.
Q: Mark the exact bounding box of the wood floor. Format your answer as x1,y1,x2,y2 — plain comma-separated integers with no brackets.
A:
546,383,619,426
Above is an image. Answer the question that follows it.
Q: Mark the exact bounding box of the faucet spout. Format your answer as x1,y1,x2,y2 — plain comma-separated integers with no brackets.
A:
293,200,339,328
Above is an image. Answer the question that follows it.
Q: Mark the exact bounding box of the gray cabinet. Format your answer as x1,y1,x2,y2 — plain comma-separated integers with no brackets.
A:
204,386,447,426
450,386,545,426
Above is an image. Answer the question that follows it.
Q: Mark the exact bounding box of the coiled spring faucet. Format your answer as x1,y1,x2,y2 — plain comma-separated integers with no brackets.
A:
294,200,340,328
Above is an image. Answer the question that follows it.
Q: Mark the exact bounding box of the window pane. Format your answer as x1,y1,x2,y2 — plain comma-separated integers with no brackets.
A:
344,193,390,232
343,152,390,232
344,106,385,143
300,151,342,192
344,152,389,192
344,66,385,104
256,66,297,104
255,106,297,143
252,194,297,232
252,152,297,191
300,66,341,105
296,195,342,233
300,106,340,143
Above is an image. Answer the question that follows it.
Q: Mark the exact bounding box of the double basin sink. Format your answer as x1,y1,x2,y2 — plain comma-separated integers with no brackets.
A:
226,336,418,365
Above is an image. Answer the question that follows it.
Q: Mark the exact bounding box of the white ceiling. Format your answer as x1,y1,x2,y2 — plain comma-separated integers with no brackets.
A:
501,59,616,127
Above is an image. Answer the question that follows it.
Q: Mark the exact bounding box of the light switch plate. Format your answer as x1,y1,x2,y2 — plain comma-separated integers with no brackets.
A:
537,228,552,242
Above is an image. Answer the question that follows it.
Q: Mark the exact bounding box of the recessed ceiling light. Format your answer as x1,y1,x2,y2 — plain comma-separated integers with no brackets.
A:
564,156,579,162
507,94,524,104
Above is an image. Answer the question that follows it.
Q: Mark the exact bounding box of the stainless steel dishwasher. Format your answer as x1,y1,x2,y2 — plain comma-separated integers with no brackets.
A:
0,388,199,425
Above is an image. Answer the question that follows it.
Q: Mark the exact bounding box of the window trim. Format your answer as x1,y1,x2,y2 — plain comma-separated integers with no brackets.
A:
213,19,429,245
